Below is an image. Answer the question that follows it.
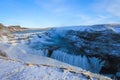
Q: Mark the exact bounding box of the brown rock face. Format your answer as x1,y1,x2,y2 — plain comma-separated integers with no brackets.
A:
0,50,8,57
0,23,4,29
0,23,10,36
0,23,27,36
8,25,24,32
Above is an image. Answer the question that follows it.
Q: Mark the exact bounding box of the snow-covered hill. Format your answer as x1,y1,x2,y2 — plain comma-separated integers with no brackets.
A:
0,55,111,80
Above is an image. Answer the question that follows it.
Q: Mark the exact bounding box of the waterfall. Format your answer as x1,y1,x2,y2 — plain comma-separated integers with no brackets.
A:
51,50,104,73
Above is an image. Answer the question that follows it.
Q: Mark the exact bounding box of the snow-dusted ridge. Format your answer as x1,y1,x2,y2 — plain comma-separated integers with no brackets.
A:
0,55,111,80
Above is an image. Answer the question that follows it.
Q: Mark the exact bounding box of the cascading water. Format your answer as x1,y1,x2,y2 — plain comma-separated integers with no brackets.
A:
51,50,104,73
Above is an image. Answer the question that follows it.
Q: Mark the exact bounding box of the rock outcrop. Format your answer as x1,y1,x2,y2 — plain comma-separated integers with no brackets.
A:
0,23,27,33
8,25,27,32
0,23,11,38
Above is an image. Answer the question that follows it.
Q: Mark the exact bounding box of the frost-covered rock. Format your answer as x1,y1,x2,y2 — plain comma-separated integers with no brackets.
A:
0,50,8,57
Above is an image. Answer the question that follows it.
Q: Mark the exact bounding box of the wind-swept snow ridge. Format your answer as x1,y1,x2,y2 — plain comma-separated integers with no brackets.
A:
0,56,111,80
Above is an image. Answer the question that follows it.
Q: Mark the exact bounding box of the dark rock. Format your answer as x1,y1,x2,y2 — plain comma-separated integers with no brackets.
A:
0,50,8,57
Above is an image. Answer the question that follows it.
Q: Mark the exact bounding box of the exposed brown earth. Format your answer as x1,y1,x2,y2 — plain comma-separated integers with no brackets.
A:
0,23,27,35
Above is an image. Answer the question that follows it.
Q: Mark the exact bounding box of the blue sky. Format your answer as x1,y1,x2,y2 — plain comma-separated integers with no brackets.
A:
0,0,120,28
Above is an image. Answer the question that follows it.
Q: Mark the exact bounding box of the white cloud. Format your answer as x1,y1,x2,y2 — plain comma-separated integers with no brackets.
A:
34,0,67,13
34,0,120,25
107,0,120,17
92,0,120,17
75,14,112,25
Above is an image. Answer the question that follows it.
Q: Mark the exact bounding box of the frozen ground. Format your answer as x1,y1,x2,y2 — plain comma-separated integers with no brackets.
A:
0,41,111,80
0,57,90,80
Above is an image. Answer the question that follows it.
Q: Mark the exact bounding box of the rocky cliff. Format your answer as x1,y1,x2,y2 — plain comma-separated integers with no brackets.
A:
0,23,10,37
8,25,27,32
0,23,27,34
0,23,27,42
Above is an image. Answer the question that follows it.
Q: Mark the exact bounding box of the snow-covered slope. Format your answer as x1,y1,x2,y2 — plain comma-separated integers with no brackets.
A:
0,56,112,80
0,43,111,80
0,38,112,80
